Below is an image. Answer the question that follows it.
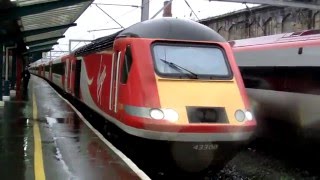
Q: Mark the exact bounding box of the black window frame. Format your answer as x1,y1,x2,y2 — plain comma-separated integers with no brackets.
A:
45,65,50,72
120,45,133,84
51,62,65,75
150,41,233,80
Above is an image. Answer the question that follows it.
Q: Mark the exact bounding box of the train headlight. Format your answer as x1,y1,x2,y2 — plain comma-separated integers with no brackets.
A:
245,111,253,121
150,109,164,120
235,110,245,122
163,109,179,122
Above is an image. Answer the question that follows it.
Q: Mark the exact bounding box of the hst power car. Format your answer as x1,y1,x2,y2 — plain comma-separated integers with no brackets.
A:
31,17,256,172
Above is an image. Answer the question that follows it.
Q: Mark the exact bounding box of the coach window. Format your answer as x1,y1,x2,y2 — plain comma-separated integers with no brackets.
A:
52,63,65,75
120,45,133,84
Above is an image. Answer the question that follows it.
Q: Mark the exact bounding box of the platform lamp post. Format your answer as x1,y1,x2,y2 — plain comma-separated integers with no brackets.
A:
4,44,16,101
0,43,3,102
11,49,16,92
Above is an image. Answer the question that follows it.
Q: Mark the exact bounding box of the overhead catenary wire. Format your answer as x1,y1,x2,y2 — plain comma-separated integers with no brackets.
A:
92,3,141,8
243,2,264,33
58,0,224,53
150,0,173,19
87,0,153,33
71,41,82,51
184,0,200,20
88,27,123,33
95,4,124,29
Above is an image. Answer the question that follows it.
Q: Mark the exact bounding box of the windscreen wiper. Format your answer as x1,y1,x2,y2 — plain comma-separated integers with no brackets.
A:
160,59,198,79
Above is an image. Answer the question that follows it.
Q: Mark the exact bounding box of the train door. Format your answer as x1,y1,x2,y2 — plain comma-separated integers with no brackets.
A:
68,60,73,92
74,59,81,98
109,51,121,113
118,45,133,104
49,62,52,81
64,59,69,91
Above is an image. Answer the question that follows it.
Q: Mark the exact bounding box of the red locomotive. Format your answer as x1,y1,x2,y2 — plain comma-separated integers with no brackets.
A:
30,18,256,172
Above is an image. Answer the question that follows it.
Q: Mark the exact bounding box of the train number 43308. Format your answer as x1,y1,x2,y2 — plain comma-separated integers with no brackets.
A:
193,144,219,151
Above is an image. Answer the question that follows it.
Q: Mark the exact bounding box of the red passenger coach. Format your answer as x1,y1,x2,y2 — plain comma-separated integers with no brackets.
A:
31,18,256,172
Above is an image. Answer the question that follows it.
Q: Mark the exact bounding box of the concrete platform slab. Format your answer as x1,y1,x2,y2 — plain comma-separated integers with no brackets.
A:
0,75,149,180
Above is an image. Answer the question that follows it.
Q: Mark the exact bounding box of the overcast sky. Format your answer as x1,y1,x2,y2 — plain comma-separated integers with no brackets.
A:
51,0,257,57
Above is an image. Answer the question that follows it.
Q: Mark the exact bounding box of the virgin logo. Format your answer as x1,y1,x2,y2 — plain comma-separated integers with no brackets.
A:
97,55,107,105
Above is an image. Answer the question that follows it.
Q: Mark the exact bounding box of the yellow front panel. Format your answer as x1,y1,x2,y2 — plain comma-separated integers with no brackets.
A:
156,77,245,125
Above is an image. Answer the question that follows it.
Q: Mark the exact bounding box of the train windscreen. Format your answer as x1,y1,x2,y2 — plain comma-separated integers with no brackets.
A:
152,43,232,79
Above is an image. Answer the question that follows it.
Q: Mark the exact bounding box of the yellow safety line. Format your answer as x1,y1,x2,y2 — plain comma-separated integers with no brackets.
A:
33,92,46,180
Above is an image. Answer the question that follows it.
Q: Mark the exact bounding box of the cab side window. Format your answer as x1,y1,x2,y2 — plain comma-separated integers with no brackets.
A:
121,45,133,84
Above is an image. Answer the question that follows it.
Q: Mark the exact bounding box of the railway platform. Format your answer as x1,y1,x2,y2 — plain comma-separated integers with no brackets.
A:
0,75,149,180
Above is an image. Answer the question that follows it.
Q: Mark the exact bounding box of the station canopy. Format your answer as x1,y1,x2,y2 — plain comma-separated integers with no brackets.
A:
0,0,93,61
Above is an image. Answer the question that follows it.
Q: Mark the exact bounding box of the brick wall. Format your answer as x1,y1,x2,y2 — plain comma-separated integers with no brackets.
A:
199,2,320,40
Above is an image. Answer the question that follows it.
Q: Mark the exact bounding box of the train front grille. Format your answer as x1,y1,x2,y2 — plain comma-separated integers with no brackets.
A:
186,107,228,123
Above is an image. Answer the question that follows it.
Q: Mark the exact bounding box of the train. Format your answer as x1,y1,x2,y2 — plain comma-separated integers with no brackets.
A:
30,17,256,172
232,30,320,140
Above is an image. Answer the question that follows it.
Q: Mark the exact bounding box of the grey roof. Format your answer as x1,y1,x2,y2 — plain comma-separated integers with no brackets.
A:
18,0,92,46
0,0,93,61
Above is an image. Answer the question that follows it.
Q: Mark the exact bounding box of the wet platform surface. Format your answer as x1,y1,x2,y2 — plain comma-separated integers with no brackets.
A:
0,75,144,180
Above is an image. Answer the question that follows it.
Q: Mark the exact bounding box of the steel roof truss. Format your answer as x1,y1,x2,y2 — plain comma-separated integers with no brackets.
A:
0,0,91,22
22,23,76,37
29,42,58,50
25,35,64,46
25,48,53,54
